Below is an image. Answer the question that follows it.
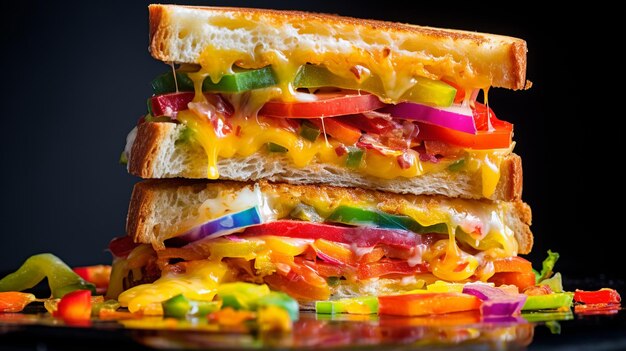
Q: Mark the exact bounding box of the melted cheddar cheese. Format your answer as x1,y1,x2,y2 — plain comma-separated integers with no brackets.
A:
177,109,509,198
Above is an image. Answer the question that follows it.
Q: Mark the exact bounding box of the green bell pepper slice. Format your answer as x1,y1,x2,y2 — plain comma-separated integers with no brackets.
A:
316,296,378,315
217,282,270,310
255,292,299,321
267,142,288,153
152,66,278,94
294,64,456,107
300,121,321,142
522,293,573,311
326,205,448,234
0,253,96,298
345,147,364,168
162,294,221,318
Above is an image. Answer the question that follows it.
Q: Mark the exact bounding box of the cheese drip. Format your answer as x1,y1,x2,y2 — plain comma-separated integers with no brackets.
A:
118,260,228,313
176,110,506,198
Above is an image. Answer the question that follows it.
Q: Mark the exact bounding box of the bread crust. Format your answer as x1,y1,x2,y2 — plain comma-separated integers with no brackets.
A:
128,122,523,201
127,179,532,254
148,4,527,90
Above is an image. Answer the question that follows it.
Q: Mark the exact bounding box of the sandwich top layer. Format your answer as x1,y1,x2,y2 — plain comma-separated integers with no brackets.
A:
149,4,527,94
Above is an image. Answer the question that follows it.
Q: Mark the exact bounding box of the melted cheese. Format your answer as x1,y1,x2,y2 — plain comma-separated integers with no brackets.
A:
118,260,228,313
178,109,507,198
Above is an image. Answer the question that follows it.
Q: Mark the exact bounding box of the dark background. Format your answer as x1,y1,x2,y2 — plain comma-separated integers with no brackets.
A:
0,1,623,282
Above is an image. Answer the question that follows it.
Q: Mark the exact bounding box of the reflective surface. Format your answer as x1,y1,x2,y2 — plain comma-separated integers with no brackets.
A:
0,305,624,351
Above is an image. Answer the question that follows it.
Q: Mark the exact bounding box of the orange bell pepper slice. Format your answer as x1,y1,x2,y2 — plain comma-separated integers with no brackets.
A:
0,292,36,313
379,292,481,316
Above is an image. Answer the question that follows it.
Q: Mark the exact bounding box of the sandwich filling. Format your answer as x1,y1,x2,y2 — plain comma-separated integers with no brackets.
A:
126,60,515,198
107,182,532,313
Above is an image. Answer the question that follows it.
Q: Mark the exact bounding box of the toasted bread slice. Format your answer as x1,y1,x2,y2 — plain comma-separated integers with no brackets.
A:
127,179,532,254
148,4,527,91
127,122,523,201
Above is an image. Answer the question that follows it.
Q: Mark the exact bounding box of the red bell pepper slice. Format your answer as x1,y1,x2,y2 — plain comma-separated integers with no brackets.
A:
0,292,35,313
73,265,111,294
259,93,385,119
357,259,429,280
574,288,621,304
54,290,92,321
379,292,481,316
241,221,441,250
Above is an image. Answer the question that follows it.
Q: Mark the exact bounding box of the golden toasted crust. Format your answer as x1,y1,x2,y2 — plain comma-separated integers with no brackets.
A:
127,179,532,254
148,4,527,90
128,122,169,179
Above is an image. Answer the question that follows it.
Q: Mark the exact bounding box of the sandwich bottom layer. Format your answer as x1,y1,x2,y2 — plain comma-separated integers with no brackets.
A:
109,179,533,313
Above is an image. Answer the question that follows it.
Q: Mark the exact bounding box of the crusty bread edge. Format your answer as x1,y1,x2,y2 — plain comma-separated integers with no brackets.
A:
148,4,527,90
128,122,523,201
126,178,532,254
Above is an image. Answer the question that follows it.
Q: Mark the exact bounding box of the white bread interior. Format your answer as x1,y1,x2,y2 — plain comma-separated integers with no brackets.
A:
148,4,527,90
128,122,523,201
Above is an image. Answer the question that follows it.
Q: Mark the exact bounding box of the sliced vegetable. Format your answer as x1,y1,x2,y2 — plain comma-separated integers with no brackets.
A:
267,142,288,153
299,121,321,141
316,296,378,315
357,259,429,280
256,292,299,321
522,293,574,311
308,118,362,145
415,103,512,149
325,205,448,234
241,220,440,249
535,250,559,283
0,292,35,313
378,292,481,316
493,257,533,273
0,254,96,298
294,64,456,107
218,282,270,310
259,93,385,118
202,66,277,92
73,265,111,293
162,294,220,318
150,92,234,118
489,272,536,291
462,284,526,317
172,206,263,244
91,299,120,316
574,289,621,305
379,103,476,134
541,273,564,293
108,236,140,258
152,67,277,94
264,260,330,301
345,147,364,168
54,290,92,321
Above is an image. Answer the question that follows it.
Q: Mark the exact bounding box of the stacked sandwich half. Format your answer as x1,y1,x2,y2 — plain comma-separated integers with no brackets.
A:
108,4,533,313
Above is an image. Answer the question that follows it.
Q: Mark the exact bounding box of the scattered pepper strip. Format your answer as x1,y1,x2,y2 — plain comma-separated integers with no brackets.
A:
0,253,95,298
0,292,36,313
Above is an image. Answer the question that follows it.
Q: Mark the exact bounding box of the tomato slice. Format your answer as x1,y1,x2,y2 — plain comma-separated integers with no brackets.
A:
259,93,385,118
308,118,362,145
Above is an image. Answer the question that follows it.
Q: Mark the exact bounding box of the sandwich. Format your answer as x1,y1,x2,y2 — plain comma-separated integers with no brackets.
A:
111,4,534,313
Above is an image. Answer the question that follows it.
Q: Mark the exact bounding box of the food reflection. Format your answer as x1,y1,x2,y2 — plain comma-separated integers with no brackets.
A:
127,312,535,350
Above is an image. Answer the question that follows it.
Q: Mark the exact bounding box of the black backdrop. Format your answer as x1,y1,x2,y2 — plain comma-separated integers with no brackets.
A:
0,1,624,282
